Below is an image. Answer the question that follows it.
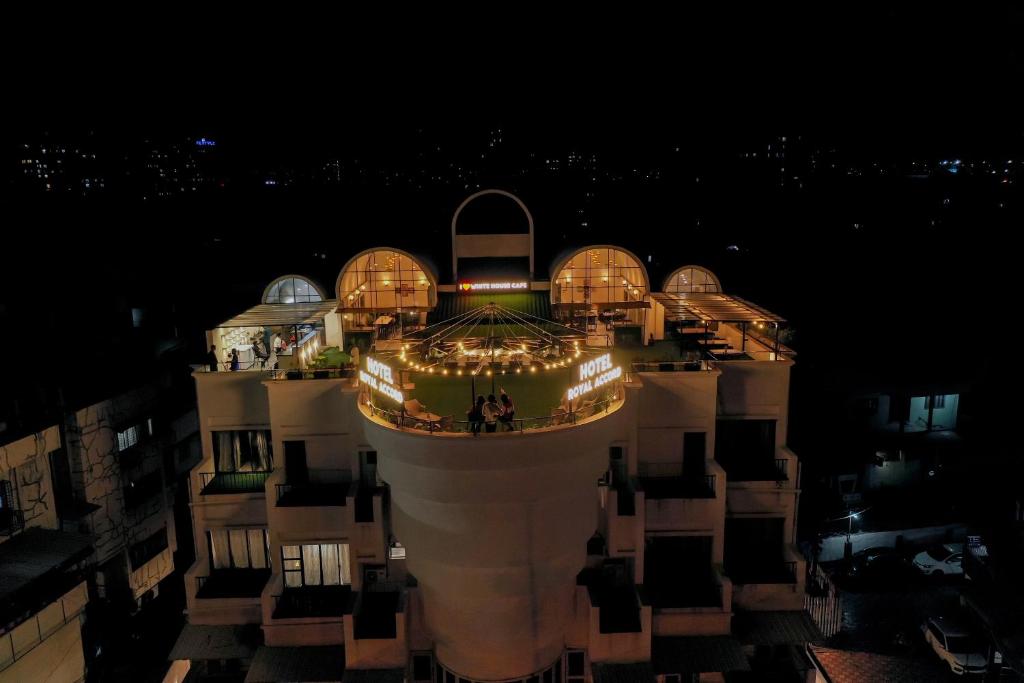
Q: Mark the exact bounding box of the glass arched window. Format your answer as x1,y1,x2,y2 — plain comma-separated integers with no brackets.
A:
551,246,649,305
662,265,721,294
337,248,435,310
263,276,324,304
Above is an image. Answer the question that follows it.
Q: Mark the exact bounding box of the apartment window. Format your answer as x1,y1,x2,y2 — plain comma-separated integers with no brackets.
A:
212,430,273,473
281,542,351,587
117,418,154,452
209,528,269,570
130,527,169,570
565,650,586,683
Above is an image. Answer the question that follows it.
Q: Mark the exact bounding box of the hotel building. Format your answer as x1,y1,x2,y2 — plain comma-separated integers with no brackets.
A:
176,190,818,683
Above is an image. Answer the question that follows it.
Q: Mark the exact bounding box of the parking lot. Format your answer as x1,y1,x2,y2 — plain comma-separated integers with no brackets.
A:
821,543,1012,679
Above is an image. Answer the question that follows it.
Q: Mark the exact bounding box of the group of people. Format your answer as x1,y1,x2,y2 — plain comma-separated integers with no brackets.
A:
467,389,516,435
204,328,297,372
206,345,242,371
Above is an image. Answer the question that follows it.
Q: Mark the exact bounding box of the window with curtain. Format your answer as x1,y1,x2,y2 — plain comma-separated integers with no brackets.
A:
281,543,351,588
208,528,269,570
212,430,273,473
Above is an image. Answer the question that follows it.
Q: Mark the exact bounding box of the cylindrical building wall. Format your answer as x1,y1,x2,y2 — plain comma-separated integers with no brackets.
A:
361,404,625,680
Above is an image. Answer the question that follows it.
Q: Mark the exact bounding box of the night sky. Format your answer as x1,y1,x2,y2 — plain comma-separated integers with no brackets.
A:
3,8,1023,446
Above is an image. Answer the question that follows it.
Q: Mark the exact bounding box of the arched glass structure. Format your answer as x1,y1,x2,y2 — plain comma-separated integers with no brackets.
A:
662,265,722,294
262,275,325,304
337,248,436,311
551,246,649,306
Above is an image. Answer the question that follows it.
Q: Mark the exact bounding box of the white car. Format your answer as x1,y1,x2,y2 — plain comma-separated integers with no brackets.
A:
913,543,964,576
922,616,1000,676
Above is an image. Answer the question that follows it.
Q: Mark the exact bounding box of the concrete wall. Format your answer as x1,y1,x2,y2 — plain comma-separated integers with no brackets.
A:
364,397,628,680
0,425,61,532
715,360,793,445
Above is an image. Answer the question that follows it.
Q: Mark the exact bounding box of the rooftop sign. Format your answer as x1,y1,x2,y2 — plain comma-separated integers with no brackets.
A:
361,357,404,404
567,353,622,401
458,281,529,292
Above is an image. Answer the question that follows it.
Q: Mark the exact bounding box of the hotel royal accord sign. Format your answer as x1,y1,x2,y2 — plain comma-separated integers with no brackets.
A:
361,357,404,404
567,353,623,401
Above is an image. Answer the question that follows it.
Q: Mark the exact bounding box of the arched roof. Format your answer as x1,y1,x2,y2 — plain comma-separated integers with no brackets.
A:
451,189,535,281
261,274,326,304
336,247,438,309
549,245,651,289
662,265,722,293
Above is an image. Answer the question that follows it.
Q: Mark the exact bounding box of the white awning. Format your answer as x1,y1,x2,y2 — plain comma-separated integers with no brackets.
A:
373,315,395,325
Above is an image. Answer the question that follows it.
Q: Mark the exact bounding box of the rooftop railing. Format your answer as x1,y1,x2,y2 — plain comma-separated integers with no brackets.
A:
631,360,711,373
0,579,88,673
363,385,624,436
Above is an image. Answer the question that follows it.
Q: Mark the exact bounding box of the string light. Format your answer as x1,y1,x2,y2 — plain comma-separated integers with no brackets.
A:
530,366,537,373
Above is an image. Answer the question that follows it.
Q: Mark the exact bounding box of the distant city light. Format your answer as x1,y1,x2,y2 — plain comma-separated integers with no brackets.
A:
196,137,216,147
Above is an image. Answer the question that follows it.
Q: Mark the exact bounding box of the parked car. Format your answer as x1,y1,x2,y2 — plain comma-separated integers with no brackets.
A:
913,543,964,576
840,546,916,588
922,615,1001,676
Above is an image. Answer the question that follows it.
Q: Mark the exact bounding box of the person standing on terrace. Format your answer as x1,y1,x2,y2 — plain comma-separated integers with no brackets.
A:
468,396,485,436
498,389,516,431
230,348,240,371
482,394,502,433
206,345,219,372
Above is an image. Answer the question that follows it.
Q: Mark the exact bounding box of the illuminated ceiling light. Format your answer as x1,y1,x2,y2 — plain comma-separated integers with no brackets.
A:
486,370,492,376
456,369,463,376
442,369,448,375
530,366,537,373
428,367,434,373
516,368,521,374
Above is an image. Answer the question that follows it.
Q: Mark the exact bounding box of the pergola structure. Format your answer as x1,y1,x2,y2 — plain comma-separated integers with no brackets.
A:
386,303,594,376
651,291,788,357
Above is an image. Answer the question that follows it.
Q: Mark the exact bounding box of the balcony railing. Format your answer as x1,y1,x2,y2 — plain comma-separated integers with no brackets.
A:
199,471,271,495
631,360,709,373
271,585,352,619
275,476,350,507
639,473,716,499
728,560,797,585
0,579,88,674
718,458,790,483
363,385,623,436
646,578,723,609
195,569,271,599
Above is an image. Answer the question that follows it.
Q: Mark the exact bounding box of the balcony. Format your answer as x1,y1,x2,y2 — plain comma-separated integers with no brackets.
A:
728,560,797,586
0,579,88,674
726,544,807,611
352,586,403,640
196,569,272,599
276,481,352,507
199,471,271,495
272,585,353,620
718,457,788,483
639,471,716,499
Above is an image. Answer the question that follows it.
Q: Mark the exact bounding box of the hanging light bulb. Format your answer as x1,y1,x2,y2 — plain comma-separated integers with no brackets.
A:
530,366,537,373
486,370,492,377
516,368,521,374
442,369,449,375
457,369,463,376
